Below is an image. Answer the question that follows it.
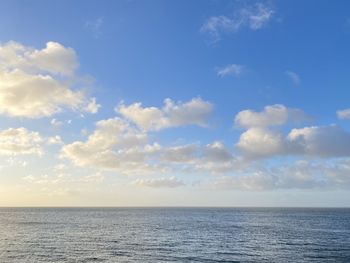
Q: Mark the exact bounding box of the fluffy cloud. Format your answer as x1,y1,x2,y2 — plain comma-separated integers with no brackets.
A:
236,127,286,158
201,3,274,41
236,124,350,159
60,117,164,173
234,105,350,159
0,41,78,76
116,97,213,131
288,125,350,157
0,128,43,156
193,141,238,173
132,176,185,188
216,64,244,77
0,41,99,118
235,104,309,128
61,111,238,175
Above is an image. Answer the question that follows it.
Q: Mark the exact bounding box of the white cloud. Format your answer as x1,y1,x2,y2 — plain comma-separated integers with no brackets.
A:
61,112,239,175
285,70,301,85
47,135,63,145
236,127,286,159
132,176,185,188
243,3,275,30
201,16,239,41
0,69,85,118
216,64,244,77
236,124,350,159
50,118,63,129
201,3,274,41
337,108,350,119
61,101,350,180
234,105,350,159
0,127,43,156
61,117,157,173
84,97,101,114
235,104,309,128
0,41,99,118
0,41,78,76
116,97,213,131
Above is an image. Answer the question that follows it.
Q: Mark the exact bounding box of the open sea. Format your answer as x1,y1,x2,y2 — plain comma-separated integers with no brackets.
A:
0,208,349,262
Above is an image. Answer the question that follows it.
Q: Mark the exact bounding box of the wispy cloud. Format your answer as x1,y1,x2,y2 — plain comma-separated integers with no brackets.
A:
285,70,301,85
337,108,350,119
201,3,274,42
216,64,244,77
85,17,104,38
132,176,185,188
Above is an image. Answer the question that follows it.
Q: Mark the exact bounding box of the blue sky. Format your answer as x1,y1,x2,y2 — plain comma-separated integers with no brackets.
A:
0,0,350,206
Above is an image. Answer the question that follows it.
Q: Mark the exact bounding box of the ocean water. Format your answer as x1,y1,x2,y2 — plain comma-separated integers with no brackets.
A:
0,208,349,262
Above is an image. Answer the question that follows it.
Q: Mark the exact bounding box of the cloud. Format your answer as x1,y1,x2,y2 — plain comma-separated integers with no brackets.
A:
61,102,350,180
216,64,244,77
47,135,63,145
236,127,286,159
61,111,238,175
0,128,43,156
211,159,350,191
50,118,63,129
285,70,300,85
288,125,350,157
116,97,213,131
243,3,275,30
82,172,105,183
201,3,274,41
0,41,99,118
84,97,101,114
235,104,309,128
337,108,350,119
61,117,158,173
162,144,198,163
85,17,104,38
191,141,238,174
201,16,240,41
234,105,350,159
236,124,350,159
0,41,78,76
132,176,185,188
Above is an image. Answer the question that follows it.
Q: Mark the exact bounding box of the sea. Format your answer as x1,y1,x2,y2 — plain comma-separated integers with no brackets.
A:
0,208,349,262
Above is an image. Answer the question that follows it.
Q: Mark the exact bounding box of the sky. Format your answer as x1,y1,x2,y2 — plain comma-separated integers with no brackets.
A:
1,0,350,207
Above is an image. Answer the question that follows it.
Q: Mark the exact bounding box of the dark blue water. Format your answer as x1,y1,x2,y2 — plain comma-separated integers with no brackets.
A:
0,208,349,262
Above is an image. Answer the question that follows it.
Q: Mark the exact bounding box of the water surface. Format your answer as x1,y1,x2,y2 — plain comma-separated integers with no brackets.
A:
0,208,349,262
